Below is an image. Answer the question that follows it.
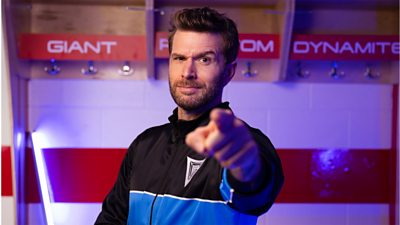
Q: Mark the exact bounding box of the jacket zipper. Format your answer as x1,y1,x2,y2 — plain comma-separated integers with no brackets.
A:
148,139,180,225
149,193,158,225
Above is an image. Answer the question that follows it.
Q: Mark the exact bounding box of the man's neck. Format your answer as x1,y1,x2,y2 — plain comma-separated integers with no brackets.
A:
178,101,222,121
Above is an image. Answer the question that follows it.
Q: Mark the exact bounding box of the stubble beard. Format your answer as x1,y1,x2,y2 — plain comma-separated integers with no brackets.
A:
169,76,224,112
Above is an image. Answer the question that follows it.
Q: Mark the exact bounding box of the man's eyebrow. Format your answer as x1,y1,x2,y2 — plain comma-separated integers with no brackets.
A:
170,51,218,59
170,53,186,58
193,51,217,59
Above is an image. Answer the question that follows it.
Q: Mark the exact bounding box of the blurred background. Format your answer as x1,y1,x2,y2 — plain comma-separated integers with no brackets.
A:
1,0,399,224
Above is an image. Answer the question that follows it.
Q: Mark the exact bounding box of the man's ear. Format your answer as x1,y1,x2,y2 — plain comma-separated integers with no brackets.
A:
223,61,237,86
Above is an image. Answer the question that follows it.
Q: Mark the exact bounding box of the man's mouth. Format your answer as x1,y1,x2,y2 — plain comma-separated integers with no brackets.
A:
175,80,203,94
177,86,200,94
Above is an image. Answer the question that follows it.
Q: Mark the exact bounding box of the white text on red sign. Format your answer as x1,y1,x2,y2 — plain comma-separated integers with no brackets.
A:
293,41,399,55
47,40,117,54
158,38,275,53
290,35,399,60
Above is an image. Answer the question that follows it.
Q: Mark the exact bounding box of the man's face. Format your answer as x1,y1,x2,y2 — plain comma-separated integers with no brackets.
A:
169,30,230,113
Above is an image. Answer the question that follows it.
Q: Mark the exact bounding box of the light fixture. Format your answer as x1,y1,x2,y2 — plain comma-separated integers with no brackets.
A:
118,61,134,76
31,131,55,225
44,59,60,76
81,60,98,76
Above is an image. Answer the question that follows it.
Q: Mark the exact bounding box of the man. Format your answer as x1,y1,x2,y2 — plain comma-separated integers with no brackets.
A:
95,7,283,225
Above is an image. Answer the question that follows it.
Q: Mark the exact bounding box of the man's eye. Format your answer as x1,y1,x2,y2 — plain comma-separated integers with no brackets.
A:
199,57,211,64
173,56,185,61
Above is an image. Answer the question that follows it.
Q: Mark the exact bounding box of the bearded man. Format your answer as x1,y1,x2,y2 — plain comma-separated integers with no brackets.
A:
95,7,284,225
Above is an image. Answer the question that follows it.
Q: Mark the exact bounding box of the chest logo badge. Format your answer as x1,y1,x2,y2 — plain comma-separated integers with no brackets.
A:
185,157,205,187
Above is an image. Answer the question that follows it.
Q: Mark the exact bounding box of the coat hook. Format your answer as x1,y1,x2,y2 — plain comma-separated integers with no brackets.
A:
81,61,98,76
44,59,60,75
296,61,310,78
242,62,257,78
329,61,345,79
154,8,165,15
118,61,134,76
364,65,380,79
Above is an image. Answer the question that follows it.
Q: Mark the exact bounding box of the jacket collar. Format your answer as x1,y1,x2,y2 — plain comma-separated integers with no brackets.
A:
168,102,231,142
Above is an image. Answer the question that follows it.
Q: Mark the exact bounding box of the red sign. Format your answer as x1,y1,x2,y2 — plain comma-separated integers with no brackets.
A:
18,34,147,61
155,32,280,59
290,34,399,60
155,32,169,58
238,33,280,59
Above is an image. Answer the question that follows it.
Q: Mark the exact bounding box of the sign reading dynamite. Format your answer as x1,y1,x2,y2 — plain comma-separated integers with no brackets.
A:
290,34,399,60
18,34,147,61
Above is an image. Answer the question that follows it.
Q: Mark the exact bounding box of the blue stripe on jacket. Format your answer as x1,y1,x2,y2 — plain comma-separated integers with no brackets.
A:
127,191,258,225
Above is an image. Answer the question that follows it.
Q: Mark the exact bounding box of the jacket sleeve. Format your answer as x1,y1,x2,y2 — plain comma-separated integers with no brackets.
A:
219,127,284,216
94,142,136,225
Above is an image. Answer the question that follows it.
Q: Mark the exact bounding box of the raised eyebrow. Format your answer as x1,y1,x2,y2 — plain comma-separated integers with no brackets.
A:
170,53,187,59
170,51,217,59
193,51,217,60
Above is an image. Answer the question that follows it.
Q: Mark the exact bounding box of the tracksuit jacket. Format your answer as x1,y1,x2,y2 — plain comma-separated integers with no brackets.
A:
95,102,284,225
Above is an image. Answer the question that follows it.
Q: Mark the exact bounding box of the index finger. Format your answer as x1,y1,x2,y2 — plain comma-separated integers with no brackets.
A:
186,121,216,155
210,109,234,133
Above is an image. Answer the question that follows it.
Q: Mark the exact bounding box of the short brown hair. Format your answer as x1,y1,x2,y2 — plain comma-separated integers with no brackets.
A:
168,7,239,64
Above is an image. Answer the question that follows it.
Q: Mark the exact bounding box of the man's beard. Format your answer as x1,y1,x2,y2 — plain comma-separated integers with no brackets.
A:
169,76,224,112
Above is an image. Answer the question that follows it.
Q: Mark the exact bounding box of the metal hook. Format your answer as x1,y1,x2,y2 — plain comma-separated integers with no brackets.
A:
329,61,345,80
242,62,257,78
154,8,165,16
81,61,98,76
364,65,380,79
118,61,134,76
296,61,310,78
44,59,60,75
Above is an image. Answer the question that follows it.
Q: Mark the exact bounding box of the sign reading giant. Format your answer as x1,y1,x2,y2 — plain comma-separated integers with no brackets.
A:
18,34,147,61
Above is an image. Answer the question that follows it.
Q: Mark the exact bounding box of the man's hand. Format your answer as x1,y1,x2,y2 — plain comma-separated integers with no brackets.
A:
186,109,261,182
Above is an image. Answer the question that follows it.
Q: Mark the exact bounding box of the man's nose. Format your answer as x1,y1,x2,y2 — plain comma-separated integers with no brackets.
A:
182,59,196,79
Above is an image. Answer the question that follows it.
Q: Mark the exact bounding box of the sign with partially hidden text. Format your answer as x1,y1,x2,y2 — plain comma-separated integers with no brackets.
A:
290,34,399,60
19,33,398,61
155,32,281,59
18,34,147,61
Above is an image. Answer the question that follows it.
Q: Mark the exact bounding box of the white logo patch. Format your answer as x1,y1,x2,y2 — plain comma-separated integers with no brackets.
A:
185,157,205,187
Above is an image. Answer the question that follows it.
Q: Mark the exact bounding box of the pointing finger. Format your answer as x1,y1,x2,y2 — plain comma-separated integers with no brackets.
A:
210,109,234,133
186,121,217,155
186,126,209,155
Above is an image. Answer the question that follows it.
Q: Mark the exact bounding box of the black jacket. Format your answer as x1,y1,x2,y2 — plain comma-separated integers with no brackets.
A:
95,102,283,225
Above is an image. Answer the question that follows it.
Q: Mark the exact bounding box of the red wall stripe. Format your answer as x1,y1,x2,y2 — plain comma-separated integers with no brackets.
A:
25,148,392,204
276,149,390,203
25,147,40,202
1,146,13,196
389,84,398,225
25,148,126,203
44,148,126,202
